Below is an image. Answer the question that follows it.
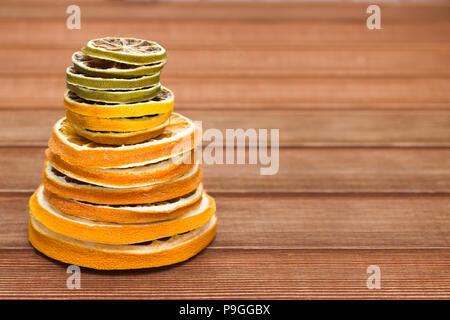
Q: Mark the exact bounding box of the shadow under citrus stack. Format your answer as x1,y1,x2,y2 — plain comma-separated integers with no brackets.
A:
28,37,217,270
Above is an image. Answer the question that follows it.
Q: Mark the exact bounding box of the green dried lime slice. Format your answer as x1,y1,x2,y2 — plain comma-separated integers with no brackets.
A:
81,37,167,65
66,67,160,90
66,83,161,104
72,52,166,79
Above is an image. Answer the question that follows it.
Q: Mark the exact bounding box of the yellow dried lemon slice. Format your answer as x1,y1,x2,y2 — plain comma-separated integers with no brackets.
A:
29,213,217,270
46,149,195,188
43,161,203,205
66,67,160,90
49,113,202,168
67,83,161,104
30,185,215,245
71,121,168,146
63,88,174,118
66,109,171,132
82,37,167,65
44,184,204,224
72,51,166,79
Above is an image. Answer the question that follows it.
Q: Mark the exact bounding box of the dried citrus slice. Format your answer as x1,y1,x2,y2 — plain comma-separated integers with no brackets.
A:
72,51,166,79
71,120,168,145
44,184,204,224
43,161,203,205
66,83,161,104
49,113,201,168
29,213,217,270
30,185,215,245
82,37,167,65
66,67,160,90
66,109,171,132
64,88,174,118
46,149,195,188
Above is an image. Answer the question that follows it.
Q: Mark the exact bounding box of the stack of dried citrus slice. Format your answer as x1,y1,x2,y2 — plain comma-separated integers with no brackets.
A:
28,37,217,270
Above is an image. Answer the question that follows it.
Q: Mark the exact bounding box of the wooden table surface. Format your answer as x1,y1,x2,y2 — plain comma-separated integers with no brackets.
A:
0,1,449,299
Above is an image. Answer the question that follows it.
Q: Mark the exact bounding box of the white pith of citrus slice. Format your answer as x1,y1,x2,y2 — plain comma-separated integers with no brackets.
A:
66,109,171,132
72,51,166,79
29,213,217,270
66,83,161,104
66,67,160,90
43,161,203,205
46,149,195,188
63,88,174,118
30,185,215,245
49,113,201,168
82,37,167,65
44,184,204,224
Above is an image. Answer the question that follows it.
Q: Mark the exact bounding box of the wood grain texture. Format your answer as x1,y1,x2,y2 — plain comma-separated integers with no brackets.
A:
2,193,449,250
0,1,449,299
0,249,449,299
1,109,449,147
1,76,450,109
2,1,449,22
0,147,449,193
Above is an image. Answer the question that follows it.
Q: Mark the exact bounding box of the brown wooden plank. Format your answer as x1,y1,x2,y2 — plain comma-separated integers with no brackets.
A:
2,1,449,23
3,47,450,77
1,109,450,147
3,21,449,50
1,76,449,109
2,193,449,250
0,147,449,193
0,249,449,299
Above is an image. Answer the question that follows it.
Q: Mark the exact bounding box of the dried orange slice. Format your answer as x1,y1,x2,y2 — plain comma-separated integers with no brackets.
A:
46,149,195,188
66,67,160,90
30,185,215,244
64,88,174,118
71,120,168,146
66,109,171,132
44,184,204,224
43,161,203,205
82,38,167,65
72,51,166,79
66,83,161,104
29,213,217,270
49,113,201,168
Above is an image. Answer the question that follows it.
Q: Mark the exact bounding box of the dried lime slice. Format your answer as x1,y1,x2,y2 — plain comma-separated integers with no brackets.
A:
66,83,161,104
66,67,160,90
72,52,166,79
82,37,167,65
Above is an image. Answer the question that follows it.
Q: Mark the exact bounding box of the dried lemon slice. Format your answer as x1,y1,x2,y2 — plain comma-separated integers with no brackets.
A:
29,213,217,270
30,185,215,245
66,109,171,132
72,51,166,79
82,37,167,65
71,120,168,145
44,184,204,224
46,149,195,188
64,88,174,118
67,83,161,104
49,113,201,168
66,67,160,90
43,161,203,205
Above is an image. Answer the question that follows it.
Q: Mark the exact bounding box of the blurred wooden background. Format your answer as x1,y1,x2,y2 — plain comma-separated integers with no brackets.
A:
0,0,449,299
